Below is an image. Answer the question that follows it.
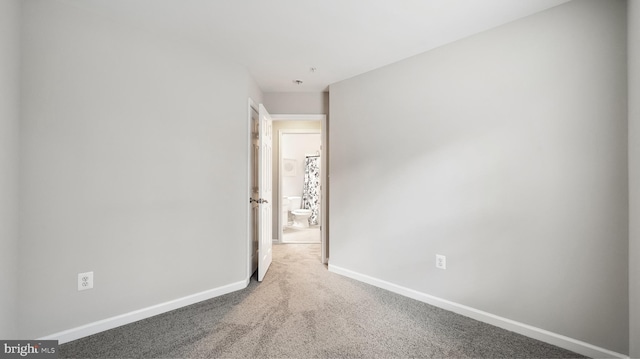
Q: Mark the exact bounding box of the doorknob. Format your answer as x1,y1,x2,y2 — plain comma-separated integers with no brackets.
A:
249,198,269,204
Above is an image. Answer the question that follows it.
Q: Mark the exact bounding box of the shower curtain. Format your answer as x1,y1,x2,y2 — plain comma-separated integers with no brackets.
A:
302,155,320,226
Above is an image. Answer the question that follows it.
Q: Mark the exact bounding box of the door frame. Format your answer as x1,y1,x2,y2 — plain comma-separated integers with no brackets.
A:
247,105,329,280
278,128,322,245
271,114,328,264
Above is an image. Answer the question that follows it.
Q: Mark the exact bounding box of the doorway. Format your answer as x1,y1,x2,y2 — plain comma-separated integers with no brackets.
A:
247,104,328,280
279,130,322,244
270,114,328,262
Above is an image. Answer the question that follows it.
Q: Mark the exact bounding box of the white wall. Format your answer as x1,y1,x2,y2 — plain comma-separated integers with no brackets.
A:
629,0,640,357
330,0,628,354
281,133,322,199
19,0,257,339
0,0,20,339
263,92,328,115
248,76,264,109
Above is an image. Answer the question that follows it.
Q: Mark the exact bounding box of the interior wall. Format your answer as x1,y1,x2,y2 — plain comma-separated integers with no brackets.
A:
0,0,20,339
630,0,640,357
271,121,322,240
248,76,264,108
19,0,253,339
263,92,328,115
330,0,628,354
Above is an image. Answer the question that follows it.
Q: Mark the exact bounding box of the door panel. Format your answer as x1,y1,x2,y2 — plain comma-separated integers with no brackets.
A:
257,104,273,282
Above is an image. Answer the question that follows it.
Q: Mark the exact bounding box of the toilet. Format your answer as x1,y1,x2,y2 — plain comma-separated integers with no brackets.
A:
287,196,312,228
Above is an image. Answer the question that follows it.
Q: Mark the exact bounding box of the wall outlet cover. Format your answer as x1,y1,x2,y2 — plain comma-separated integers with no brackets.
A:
78,271,94,291
436,254,446,270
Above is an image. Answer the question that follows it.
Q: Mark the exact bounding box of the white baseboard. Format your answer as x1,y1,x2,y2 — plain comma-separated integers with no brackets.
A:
39,279,249,344
328,264,628,359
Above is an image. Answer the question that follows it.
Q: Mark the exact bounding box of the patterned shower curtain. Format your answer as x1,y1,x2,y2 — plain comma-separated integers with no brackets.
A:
301,156,320,226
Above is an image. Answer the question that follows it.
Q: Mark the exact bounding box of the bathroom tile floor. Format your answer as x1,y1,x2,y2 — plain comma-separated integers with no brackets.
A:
282,225,320,243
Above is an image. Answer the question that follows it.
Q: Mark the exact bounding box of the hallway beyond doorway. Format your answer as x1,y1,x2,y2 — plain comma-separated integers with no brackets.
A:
282,225,320,243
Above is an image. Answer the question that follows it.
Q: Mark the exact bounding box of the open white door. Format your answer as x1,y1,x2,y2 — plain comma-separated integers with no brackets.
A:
257,104,273,282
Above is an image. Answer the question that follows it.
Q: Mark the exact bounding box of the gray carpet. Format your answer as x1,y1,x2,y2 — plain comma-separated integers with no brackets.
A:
60,244,586,358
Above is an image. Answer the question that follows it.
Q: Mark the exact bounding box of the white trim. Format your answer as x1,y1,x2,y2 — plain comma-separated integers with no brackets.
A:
319,116,328,265
271,114,325,121
328,264,629,359
39,280,249,344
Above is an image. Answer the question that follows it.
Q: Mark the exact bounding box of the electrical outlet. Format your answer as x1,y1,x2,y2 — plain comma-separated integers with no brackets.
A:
78,271,93,291
435,254,446,270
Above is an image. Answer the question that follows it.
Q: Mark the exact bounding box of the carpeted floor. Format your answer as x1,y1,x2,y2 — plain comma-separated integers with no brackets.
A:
282,226,320,243
59,244,586,358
